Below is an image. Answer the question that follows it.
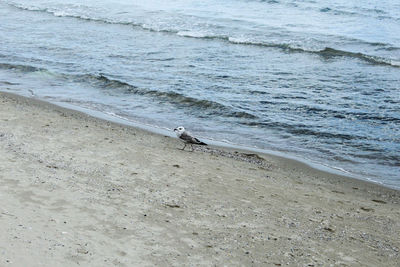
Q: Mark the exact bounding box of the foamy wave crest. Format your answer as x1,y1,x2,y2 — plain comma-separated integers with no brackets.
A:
176,31,230,40
177,31,211,38
8,1,89,15
5,1,44,11
229,37,400,67
6,1,145,28
318,48,400,68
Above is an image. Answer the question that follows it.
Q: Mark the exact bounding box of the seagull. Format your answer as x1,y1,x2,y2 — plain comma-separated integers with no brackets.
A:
174,126,207,151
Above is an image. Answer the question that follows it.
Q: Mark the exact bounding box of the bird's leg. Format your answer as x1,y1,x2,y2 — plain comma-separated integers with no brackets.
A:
190,144,194,152
180,143,187,150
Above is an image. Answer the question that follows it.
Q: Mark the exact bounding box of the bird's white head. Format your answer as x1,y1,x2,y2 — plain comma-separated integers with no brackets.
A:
174,126,185,136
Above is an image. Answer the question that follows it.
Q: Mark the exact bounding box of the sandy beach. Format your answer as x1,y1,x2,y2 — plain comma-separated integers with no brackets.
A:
0,91,399,266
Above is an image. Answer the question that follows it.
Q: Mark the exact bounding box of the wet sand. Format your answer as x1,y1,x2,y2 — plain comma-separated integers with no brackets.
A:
0,92,399,266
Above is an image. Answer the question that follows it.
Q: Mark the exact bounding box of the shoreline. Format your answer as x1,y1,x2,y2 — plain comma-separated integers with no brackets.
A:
3,90,396,191
1,91,399,266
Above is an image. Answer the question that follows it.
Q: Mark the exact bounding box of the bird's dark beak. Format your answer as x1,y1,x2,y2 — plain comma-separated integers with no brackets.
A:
173,128,177,132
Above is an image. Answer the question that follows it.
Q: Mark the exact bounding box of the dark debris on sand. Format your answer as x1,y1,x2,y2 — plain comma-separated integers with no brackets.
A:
195,146,272,169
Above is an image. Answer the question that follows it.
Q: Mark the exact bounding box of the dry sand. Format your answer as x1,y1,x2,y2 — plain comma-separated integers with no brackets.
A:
0,91,399,266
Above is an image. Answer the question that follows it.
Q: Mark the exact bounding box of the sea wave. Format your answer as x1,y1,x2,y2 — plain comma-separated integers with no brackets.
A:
6,1,147,28
177,31,223,39
81,73,258,119
319,6,400,22
0,62,258,120
236,0,400,22
240,120,365,141
228,38,400,67
6,1,399,68
0,62,45,72
260,100,400,124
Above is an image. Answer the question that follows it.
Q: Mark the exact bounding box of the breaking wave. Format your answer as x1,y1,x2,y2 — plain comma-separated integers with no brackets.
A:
7,1,400,68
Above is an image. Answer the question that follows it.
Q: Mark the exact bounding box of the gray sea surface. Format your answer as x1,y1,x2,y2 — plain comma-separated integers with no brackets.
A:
0,0,399,188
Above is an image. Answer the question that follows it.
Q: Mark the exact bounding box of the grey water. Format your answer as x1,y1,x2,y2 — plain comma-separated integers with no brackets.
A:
0,0,399,189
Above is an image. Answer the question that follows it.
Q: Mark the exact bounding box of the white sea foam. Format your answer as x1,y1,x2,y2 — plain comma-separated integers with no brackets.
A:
177,31,209,38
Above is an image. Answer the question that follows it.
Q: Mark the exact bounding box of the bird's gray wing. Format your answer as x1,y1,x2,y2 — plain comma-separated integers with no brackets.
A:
180,131,200,144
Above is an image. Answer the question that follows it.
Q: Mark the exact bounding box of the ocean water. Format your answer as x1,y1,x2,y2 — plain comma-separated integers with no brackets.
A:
0,0,399,189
